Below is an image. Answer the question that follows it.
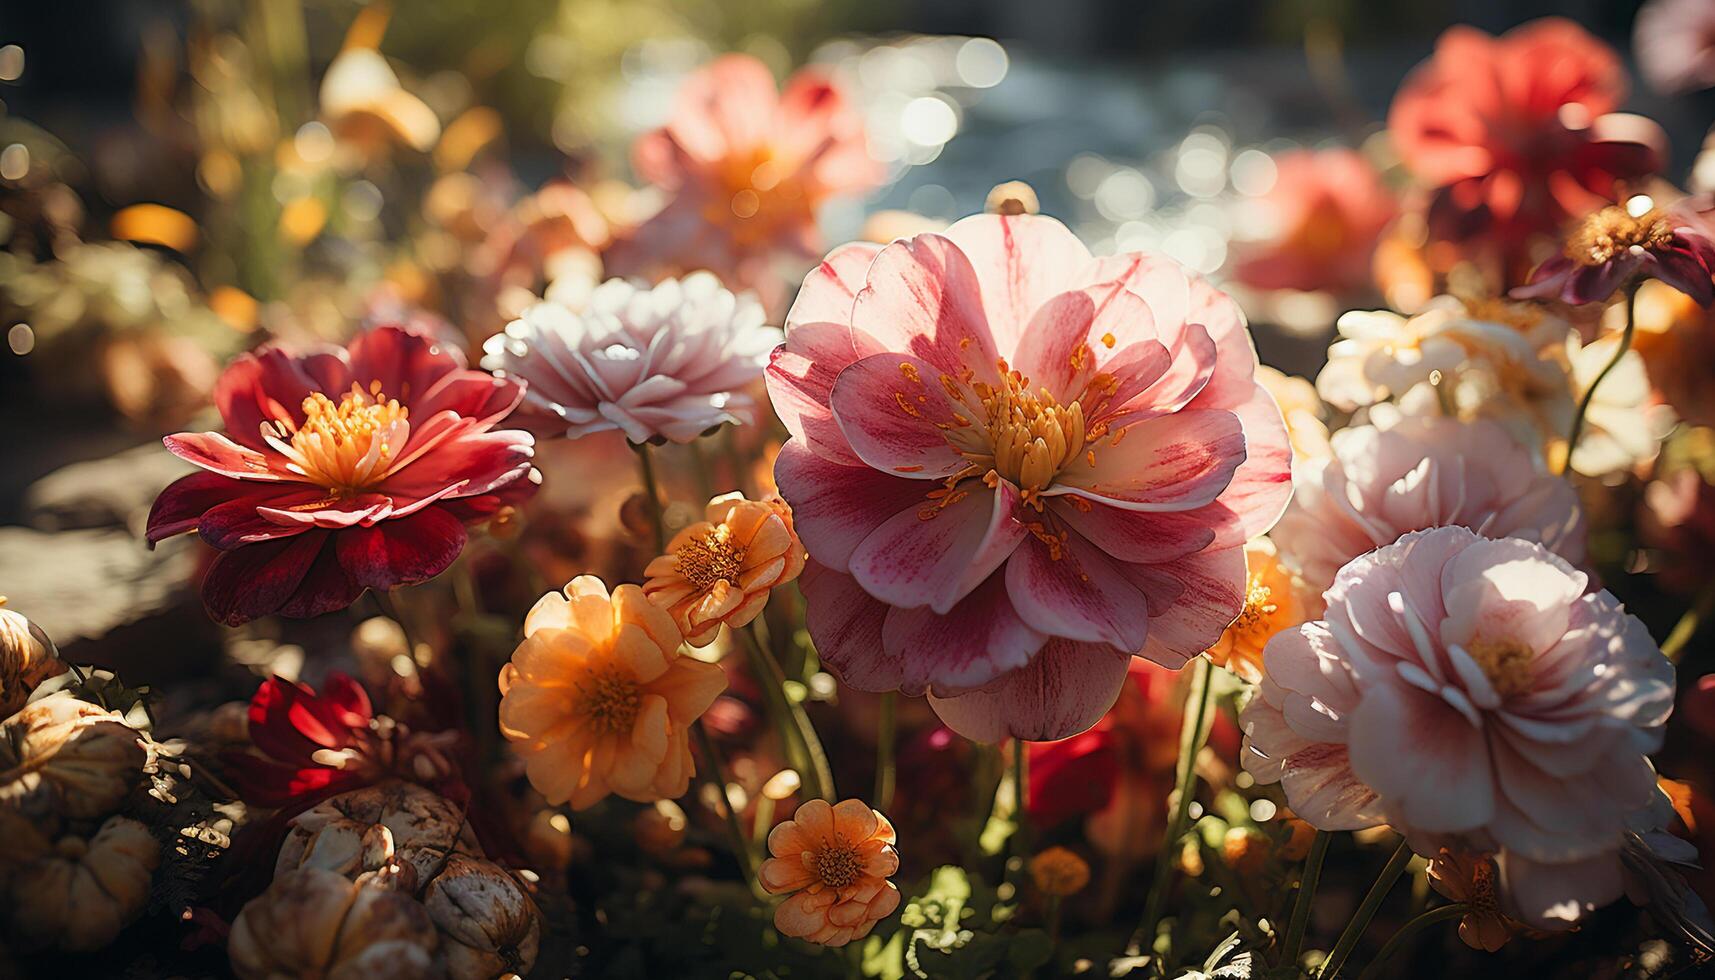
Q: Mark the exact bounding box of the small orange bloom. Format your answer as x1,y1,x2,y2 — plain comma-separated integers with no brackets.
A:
1028,846,1090,897
643,493,805,646
498,576,726,809
759,799,900,947
1205,537,1308,683
1427,848,1522,952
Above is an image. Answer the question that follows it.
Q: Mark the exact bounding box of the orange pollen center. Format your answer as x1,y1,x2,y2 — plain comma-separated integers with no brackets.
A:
1230,580,1278,636
1466,637,1535,698
264,382,410,493
577,664,642,735
811,840,864,889
1565,206,1674,266
675,524,747,590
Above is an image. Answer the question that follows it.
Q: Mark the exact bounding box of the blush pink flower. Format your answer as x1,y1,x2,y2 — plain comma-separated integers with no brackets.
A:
1635,0,1715,96
1240,525,1675,931
1230,148,1397,295
767,213,1293,742
608,54,882,307
146,325,538,625
1270,417,1585,602
1389,18,1666,250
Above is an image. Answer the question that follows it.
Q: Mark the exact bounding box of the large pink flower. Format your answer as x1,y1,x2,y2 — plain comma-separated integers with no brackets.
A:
608,54,882,307
767,213,1292,742
1389,18,1665,249
1270,417,1585,601
1240,526,1675,930
147,325,538,625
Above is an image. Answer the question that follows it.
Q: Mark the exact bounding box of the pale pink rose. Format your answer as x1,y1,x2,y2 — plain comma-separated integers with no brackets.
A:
767,213,1293,742
1240,525,1675,930
1271,417,1585,601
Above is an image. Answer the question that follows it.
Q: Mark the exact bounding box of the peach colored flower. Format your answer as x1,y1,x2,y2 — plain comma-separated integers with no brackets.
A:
1240,526,1676,931
760,798,900,947
1029,846,1091,897
1428,848,1525,951
770,213,1292,742
1231,148,1397,295
643,493,806,646
1204,537,1308,684
497,577,726,809
1255,366,1329,461
1271,416,1585,602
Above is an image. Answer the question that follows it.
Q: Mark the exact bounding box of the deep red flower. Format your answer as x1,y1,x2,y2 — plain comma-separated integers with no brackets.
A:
1513,201,1715,306
1389,18,1666,250
146,324,538,625
223,672,462,812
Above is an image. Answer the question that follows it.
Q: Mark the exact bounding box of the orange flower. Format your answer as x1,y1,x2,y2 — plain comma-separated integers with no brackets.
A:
497,576,725,809
643,493,805,646
1205,537,1308,683
759,799,901,947
1028,846,1091,897
1427,848,1524,952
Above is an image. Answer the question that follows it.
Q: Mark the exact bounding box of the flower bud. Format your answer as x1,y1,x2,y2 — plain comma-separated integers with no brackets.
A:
1028,846,1091,898
985,180,1040,216
422,853,542,980
0,597,61,716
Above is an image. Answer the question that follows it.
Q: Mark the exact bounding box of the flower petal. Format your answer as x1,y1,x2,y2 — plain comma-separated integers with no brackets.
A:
927,639,1132,742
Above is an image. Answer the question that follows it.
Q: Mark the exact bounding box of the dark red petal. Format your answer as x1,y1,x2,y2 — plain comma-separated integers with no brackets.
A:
147,471,245,543
247,679,327,763
334,507,467,591
412,371,527,427
320,672,375,725
346,324,464,404
201,532,327,627
198,489,327,550
214,345,351,449
1026,730,1118,829
275,538,366,619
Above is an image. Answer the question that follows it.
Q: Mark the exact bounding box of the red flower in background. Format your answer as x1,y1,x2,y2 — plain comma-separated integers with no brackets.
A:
224,673,462,813
1231,148,1397,295
146,325,538,625
1389,19,1665,252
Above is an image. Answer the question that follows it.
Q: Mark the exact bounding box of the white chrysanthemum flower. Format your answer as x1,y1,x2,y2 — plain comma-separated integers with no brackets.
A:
1566,333,1676,477
482,273,782,444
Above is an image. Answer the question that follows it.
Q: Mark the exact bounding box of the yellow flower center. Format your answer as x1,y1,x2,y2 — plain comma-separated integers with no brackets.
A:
811,839,864,889
577,663,643,735
1466,637,1535,698
675,524,748,589
264,382,410,493
1230,580,1279,639
1565,206,1674,267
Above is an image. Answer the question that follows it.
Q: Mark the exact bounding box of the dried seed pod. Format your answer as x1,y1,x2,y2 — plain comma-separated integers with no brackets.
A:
293,817,403,882
0,599,61,717
0,693,148,830
422,853,541,980
230,866,445,980
7,815,160,951
276,781,472,886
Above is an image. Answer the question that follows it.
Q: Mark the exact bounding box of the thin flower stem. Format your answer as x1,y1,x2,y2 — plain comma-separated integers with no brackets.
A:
1565,283,1639,470
1011,734,1031,857
1283,830,1331,970
1128,656,1215,959
632,441,668,554
1352,903,1469,980
1661,579,1715,662
874,691,897,811
1319,840,1414,979
742,622,835,800
693,720,761,898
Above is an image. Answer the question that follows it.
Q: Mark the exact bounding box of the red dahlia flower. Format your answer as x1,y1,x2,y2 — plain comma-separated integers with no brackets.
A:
147,325,538,625
1389,18,1666,250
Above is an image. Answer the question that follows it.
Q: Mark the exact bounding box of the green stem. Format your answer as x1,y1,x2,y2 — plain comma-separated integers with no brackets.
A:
1661,579,1715,662
693,720,761,897
1352,903,1468,980
742,622,834,801
874,692,897,811
1011,734,1031,858
1565,283,1639,469
1319,840,1413,979
632,441,668,554
1283,831,1331,970
1128,656,1215,959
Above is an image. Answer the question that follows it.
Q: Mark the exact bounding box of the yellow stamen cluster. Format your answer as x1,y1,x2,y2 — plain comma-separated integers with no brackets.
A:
265,381,410,493
1230,580,1279,637
1466,637,1536,698
674,524,748,589
1565,205,1674,267
576,664,643,735
811,839,865,889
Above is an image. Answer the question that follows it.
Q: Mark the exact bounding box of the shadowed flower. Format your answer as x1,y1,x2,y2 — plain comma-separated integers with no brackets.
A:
759,798,900,947
643,493,805,646
1389,18,1666,251
1514,199,1715,306
1231,148,1397,295
146,325,538,626
482,273,781,444
1635,0,1715,95
1205,537,1308,683
1565,331,1675,477
1256,366,1330,460
770,213,1291,742
1428,848,1524,951
497,577,726,809
609,54,881,308
1271,417,1585,601
1241,526,1676,931
1029,846,1091,897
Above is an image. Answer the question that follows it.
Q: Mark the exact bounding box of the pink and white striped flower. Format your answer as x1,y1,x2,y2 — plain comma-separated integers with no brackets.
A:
1240,525,1675,930
766,213,1292,742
